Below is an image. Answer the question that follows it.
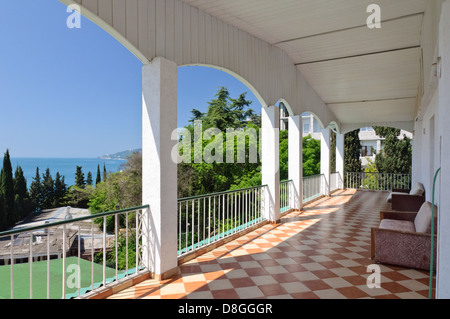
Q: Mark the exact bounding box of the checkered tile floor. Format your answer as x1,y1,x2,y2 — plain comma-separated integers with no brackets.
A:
108,189,436,299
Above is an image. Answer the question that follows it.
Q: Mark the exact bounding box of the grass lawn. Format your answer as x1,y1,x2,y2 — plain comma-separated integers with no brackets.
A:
0,257,128,299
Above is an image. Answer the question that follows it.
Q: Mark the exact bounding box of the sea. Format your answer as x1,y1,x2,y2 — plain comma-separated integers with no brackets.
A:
8,158,127,188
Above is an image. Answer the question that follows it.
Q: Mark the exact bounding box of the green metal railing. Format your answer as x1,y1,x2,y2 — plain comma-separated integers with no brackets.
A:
280,180,293,213
177,185,267,257
345,172,411,191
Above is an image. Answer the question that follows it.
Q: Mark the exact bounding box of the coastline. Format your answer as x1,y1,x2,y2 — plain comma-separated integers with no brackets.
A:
10,157,126,188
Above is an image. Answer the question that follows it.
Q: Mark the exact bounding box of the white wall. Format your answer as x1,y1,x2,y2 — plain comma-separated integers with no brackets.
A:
436,0,450,299
412,0,449,299
411,0,443,204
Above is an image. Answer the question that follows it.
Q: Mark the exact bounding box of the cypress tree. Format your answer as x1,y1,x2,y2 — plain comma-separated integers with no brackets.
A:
29,167,43,212
344,129,362,173
1,150,15,227
54,172,67,207
103,164,107,181
75,166,85,188
86,171,93,186
41,168,55,209
344,129,362,188
14,165,29,221
96,164,102,185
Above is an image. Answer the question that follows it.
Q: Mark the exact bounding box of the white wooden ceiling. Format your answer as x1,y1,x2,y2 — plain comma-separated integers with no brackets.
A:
182,0,427,129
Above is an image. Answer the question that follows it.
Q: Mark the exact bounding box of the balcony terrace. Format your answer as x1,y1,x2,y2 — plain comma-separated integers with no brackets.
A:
105,189,435,300
2,0,449,299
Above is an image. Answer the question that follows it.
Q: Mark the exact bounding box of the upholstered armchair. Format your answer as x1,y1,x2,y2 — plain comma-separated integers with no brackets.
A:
386,182,425,211
371,201,437,271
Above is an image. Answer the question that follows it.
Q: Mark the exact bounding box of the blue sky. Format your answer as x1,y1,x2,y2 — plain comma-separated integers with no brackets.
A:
0,0,260,158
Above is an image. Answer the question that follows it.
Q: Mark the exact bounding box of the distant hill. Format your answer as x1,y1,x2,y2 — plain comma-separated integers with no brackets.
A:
99,148,142,160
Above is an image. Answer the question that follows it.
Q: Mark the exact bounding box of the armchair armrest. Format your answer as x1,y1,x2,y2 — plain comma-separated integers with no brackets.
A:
392,188,410,193
379,210,417,222
391,193,425,211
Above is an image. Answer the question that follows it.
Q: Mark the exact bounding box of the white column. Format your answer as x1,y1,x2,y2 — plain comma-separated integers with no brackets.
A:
336,132,344,189
261,105,280,223
437,0,450,299
142,57,178,279
411,121,423,187
321,127,331,196
288,115,303,210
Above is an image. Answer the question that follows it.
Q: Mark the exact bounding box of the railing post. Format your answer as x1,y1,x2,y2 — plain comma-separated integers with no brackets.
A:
10,235,14,299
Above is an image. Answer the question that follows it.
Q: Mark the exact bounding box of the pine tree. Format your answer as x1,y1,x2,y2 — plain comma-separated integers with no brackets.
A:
96,164,102,185
29,167,43,212
1,150,15,227
103,164,107,181
75,166,85,188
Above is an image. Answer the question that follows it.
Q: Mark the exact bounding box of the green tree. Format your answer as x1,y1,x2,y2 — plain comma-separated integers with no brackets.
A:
303,135,321,177
75,166,85,188
373,127,412,174
94,231,138,271
89,152,142,232
89,152,142,216
29,167,42,211
190,87,254,132
279,130,289,181
180,87,259,196
361,159,379,190
64,185,93,209
1,150,15,227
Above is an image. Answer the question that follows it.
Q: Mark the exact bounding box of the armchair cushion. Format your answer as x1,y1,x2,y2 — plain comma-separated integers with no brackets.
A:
386,182,425,203
386,191,406,203
409,182,425,196
414,201,435,233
